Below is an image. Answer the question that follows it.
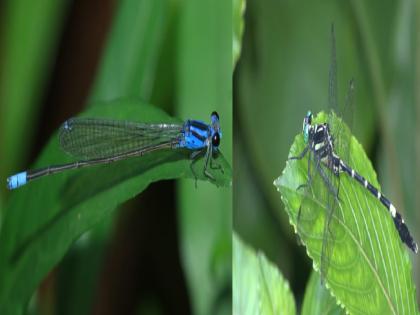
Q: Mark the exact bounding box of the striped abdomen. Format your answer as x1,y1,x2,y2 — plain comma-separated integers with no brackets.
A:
335,156,418,253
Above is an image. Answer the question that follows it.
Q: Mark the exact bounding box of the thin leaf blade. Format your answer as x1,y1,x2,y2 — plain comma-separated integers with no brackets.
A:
176,0,232,313
89,0,167,102
232,0,246,69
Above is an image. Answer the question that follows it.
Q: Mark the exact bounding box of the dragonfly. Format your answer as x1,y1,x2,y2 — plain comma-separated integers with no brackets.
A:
289,25,417,281
7,111,222,190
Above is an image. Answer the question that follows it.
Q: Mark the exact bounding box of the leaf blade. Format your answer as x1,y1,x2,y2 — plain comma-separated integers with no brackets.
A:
301,271,345,315
232,0,246,69
89,0,167,102
176,0,232,313
233,233,296,315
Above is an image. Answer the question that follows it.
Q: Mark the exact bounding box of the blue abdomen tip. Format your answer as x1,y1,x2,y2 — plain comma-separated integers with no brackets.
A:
7,172,27,190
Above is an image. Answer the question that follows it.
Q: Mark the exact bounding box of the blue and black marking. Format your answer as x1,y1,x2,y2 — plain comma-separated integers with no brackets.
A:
7,171,27,190
184,120,210,149
7,112,223,190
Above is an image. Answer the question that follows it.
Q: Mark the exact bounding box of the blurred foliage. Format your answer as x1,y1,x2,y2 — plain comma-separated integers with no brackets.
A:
233,233,296,315
176,0,232,314
0,0,69,187
275,111,418,314
234,0,419,311
232,0,245,68
0,0,232,314
301,271,344,315
89,0,168,103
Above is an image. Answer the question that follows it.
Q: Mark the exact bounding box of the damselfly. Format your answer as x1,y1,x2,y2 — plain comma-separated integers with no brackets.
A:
292,110,418,255
288,25,417,281
7,111,222,190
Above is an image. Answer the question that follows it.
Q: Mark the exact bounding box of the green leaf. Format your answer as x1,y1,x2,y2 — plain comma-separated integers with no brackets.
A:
89,0,167,102
0,0,69,190
55,218,112,315
274,111,418,315
233,232,296,315
232,0,246,69
0,99,231,314
176,0,232,314
301,271,345,315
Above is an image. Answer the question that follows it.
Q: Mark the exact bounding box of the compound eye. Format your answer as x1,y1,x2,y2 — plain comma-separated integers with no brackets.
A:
212,132,220,147
211,111,219,120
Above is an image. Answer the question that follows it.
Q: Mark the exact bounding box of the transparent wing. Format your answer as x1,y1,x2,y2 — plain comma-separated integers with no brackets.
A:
328,24,338,114
319,158,341,282
339,79,355,160
327,24,354,161
327,24,342,153
297,147,341,282
59,118,184,159
322,24,349,282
